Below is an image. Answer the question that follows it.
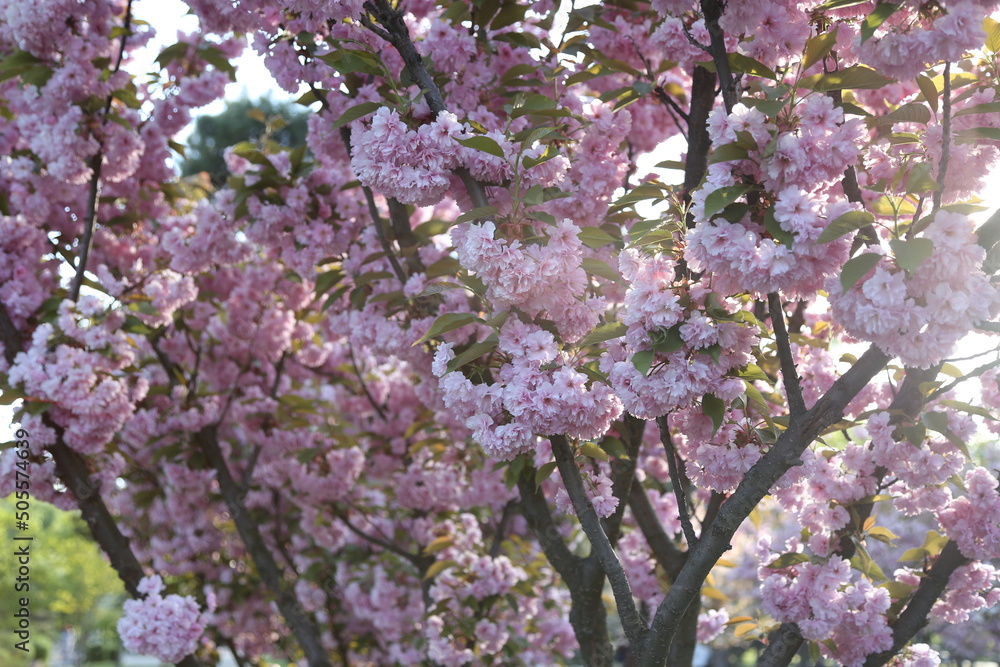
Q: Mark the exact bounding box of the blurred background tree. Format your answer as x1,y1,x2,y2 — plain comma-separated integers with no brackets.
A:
1,496,125,666
179,96,309,187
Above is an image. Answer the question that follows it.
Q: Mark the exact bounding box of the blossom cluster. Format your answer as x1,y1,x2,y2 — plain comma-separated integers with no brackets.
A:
830,211,1000,368
600,249,757,420
117,575,206,663
686,97,864,298
452,219,604,341
350,108,466,206
7,297,148,455
434,315,622,459
759,552,893,666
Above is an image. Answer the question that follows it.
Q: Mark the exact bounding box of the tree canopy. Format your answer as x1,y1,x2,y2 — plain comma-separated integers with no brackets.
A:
3,1,1000,666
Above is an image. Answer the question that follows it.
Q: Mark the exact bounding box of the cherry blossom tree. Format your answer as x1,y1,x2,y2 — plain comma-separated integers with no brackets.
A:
3,0,1000,665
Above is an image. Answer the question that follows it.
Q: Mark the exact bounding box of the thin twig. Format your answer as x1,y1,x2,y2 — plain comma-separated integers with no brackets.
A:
656,415,698,549
768,293,806,416
550,435,649,648
70,0,134,301
348,342,388,421
932,62,952,214
700,0,738,113
340,127,409,284
627,482,685,580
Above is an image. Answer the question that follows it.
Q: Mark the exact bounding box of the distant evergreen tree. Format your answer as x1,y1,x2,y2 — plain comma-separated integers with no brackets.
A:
180,96,308,187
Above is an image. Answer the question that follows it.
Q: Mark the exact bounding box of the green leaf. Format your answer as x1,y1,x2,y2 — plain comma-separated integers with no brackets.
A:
332,101,381,130
871,195,916,217
456,136,507,159
952,102,1000,118
424,536,454,555
890,237,933,271
446,337,498,373
709,142,750,164
704,184,754,217
817,210,875,244
578,322,627,347
413,313,482,346
155,42,190,68
577,226,618,249
582,257,625,284
766,552,811,569
938,399,996,420
702,393,726,436
898,547,929,562
314,269,344,296
802,28,839,71
455,205,498,224
905,162,938,194
580,441,610,461
861,3,902,43
697,53,776,80
817,0,868,9
763,206,794,246
850,541,888,581
535,461,558,488
799,65,894,91
424,559,457,580
121,315,155,336
867,526,898,544
318,48,384,76
956,127,1000,142
415,282,464,298
986,17,1000,53
600,436,629,459
577,364,610,385
650,324,686,355
199,45,237,81
840,253,882,292
728,53,777,80
916,75,938,114
877,103,931,126
632,349,655,376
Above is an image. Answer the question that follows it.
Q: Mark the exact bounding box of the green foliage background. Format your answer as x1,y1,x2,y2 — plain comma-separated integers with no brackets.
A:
180,96,309,187
0,495,125,665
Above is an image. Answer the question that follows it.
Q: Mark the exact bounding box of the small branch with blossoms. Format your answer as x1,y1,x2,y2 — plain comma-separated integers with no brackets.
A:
863,541,970,667
69,0,133,302
358,0,491,210
657,415,699,549
194,426,333,667
639,345,892,665
551,435,649,648
767,293,806,417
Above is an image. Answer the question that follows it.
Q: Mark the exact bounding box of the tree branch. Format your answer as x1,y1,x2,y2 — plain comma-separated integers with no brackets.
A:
638,345,891,665
516,474,581,578
550,435,649,648
628,482,685,580
1,307,204,667
932,62,952,214
339,126,409,284
360,0,490,209
768,293,806,416
657,415,699,549
700,0,737,113
601,415,644,545
682,64,718,205
863,541,970,667
69,0,134,301
195,426,332,667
